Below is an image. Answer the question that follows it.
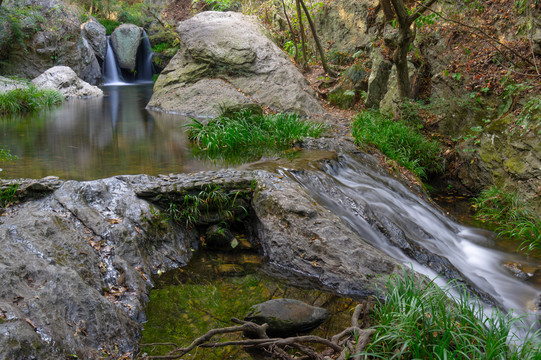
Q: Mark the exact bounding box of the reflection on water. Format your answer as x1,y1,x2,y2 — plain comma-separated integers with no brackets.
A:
0,84,222,180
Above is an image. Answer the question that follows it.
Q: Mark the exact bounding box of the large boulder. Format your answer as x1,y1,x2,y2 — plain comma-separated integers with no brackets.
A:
0,175,195,359
147,11,325,117
82,16,107,61
32,66,103,99
110,24,144,72
0,0,101,85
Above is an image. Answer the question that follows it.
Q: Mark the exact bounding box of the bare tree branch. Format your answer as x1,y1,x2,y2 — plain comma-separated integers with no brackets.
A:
421,5,536,69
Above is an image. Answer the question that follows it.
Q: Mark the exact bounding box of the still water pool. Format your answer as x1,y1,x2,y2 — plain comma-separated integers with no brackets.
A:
0,84,221,180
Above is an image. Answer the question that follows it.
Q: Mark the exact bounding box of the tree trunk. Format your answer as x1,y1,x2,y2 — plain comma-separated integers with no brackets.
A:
380,0,394,22
295,0,308,69
299,0,336,77
393,30,413,98
389,0,438,99
281,0,298,63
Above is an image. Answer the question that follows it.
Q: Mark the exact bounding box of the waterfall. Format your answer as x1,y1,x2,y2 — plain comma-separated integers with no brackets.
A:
136,31,155,83
285,154,540,317
103,37,125,85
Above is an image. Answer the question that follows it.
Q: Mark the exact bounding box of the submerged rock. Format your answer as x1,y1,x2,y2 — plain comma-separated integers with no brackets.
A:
148,11,325,117
245,298,330,337
110,24,144,72
32,66,103,99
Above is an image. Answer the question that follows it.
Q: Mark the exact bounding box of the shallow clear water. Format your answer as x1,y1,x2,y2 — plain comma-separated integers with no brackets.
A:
0,84,221,180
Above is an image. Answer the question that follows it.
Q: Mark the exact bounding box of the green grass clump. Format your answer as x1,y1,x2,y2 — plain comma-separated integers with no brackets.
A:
166,184,248,228
473,186,541,252
0,86,63,115
351,110,442,179
361,268,541,359
186,109,328,161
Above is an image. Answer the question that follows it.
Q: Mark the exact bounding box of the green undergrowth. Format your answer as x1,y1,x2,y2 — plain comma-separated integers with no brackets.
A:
0,86,63,116
352,110,443,180
165,184,249,228
186,109,328,163
360,268,541,359
473,186,541,253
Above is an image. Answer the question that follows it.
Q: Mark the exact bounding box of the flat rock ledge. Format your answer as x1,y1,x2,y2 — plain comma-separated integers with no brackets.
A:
0,167,403,359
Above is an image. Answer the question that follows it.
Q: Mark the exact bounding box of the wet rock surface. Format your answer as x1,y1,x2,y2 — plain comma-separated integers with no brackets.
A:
148,11,325,117
245,298,330,337
0,175,193,359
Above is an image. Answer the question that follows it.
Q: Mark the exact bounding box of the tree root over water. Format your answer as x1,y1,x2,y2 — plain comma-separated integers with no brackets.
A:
140,302,375,360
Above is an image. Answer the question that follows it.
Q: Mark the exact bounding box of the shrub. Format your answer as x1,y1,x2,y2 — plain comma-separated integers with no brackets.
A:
0,86,63,115
328,88,356,109
473,186,541,252
361,267,541,359
186,109,328,162
351,110,443,179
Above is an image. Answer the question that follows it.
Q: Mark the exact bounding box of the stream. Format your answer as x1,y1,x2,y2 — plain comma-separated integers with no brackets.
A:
1,84,539,344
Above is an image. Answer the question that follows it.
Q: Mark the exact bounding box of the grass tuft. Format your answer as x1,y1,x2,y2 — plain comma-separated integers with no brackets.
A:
351,110,443,179
0,86,63,116
186,109,328,162
473,186,541,252
360,267,541,359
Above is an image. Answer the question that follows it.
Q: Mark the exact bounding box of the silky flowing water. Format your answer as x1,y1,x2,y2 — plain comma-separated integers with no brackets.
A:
283,154,540,317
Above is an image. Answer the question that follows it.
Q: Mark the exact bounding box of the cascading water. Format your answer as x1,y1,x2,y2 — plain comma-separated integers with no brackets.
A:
284,154,540,317
103,32,155,85
103,36,125,85
136,31,155,82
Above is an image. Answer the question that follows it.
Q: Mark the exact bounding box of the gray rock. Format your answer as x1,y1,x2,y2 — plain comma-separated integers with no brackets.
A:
0,76,28,93
82,16,107,61
0,0,102,85
147,78,256,118
0,175,195,359
365,49,392,109
32,66,103,99
316,0,381,54
245,298,330,337
148,11,325,117
78,36,102,85
110,24,144,72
